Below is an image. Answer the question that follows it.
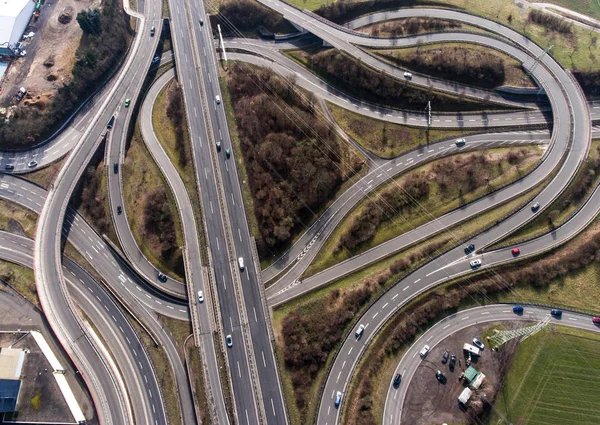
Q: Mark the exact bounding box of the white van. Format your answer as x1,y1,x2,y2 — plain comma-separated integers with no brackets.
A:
463,343,480,356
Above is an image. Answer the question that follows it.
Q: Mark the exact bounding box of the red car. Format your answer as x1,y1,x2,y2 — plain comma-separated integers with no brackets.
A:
512,248,520,256
593,317,600,324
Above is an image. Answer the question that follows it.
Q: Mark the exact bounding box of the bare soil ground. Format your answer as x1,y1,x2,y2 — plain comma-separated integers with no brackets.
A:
0,0,94,106
401,321,524,425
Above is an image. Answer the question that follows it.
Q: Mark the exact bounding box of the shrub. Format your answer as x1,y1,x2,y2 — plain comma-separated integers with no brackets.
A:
528,9,572,34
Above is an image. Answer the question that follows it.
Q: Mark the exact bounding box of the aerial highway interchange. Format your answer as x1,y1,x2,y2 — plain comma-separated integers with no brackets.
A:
1,0,600,424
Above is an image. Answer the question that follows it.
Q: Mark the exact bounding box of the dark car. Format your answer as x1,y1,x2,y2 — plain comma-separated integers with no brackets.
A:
531,202,540,212
107,115,115,129
4,164,14,170
225,148,231,158
464,244,475,255
449,355,457,371
393,373,401,388
117,206,122,215
113,163,118,174
436,370,447,384
513,305,524,313
551,309,562,317
157,272,167,283
441,350,449,364
150,26,155,36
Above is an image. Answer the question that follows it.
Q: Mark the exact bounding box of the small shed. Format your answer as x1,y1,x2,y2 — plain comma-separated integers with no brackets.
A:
464,366,479,384
458,387,472,405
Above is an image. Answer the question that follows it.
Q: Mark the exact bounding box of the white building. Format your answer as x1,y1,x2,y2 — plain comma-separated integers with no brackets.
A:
0,0,36,56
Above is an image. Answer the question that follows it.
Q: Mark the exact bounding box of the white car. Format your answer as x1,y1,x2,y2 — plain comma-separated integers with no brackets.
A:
419,345,430,358
473,337,485,350
403,72,412,79
198,291,204,303
355,324,365,339
470,259,482,268
238,257,244,271
215,95,221,104
226,334,232,347
28,160,37,168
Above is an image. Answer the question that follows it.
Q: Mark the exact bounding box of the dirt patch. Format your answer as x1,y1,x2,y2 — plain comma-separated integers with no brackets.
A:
401,322,523,425
0,0,93,106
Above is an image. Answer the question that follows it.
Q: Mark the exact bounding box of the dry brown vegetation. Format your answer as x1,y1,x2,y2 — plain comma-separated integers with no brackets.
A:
165,83,188,166
299,49,492,112
377,46,507,89
226,63,362,255
361,17,462,37
142,188,181,271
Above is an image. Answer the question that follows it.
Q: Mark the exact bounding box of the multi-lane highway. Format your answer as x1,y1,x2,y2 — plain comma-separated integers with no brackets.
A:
383,305,600,424
0,231,167,425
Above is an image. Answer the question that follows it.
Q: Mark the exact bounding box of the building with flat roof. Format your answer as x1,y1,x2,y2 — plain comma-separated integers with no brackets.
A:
0,0,36,56
0,379,20,413
0,348,24,380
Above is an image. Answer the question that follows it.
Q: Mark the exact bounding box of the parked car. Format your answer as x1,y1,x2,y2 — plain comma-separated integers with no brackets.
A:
593,317,600,324
226,334,232,347
551,309,562,317
419,345,430,359
393,373,402,387
215,95,221,104
157,272,167,283
473,338,485,350
198,291,204,303
513,305,524,313
449,355,457,371
355,324,365,339
117,206,122,215
441,350,449,364
531,202,540,212
334,391,342,408
436,370,447,384
512,247,520,256
403,72,412,79
28,160,37,168
470,259,482,268
238,257,244,270
464,244,475,255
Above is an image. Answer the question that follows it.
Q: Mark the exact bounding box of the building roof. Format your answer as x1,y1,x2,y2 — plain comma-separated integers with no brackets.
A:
0,379,21,412
0,0,34,47
458,387,472,404
464,365,479,383
0,348,24,380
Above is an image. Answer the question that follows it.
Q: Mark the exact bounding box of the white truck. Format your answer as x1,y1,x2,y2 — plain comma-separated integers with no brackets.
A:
463,343,480,356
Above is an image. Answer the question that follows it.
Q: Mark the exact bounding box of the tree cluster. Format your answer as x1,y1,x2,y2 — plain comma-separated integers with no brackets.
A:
382,45,506,89
307,49,476,111
143,188,177,257
574,70,600,98
339,175,430,250
0,0,131,149
79,165,110,234
316,0,442,24
217,0,279,32
227,64,345,254
166,83,188,166
281,284,374,413
372,17,461,37
528,9,573,35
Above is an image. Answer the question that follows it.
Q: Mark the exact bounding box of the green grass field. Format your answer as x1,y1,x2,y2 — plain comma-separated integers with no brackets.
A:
492,325,600,425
